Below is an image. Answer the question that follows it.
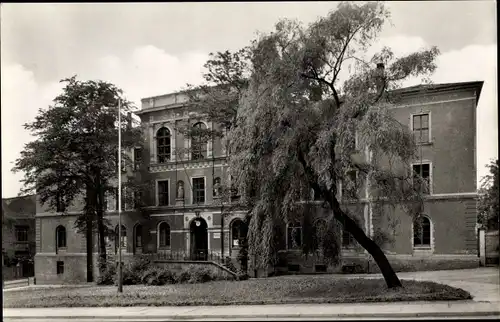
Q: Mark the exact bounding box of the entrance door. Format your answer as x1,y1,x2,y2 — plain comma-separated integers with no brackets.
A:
190,218,208,260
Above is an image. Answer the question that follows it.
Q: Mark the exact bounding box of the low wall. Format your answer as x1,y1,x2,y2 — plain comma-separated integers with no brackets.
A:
366,255,479,273
153,260,237,280
270,253,479,276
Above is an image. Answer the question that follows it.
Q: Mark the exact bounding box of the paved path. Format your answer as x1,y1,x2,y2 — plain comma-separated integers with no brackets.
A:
3,301,500,321
348,267,500,303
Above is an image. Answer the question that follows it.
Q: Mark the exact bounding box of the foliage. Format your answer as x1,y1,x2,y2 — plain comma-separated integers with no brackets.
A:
188,1,439,288
12,76,144,271
140,267,177,286
182,265,216,284
236,237,249,272
96,259,116,285
478,159,499,230
4,277,472,308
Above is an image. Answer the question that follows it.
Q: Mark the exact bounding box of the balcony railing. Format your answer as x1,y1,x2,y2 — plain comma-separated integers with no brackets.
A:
148,250,224,265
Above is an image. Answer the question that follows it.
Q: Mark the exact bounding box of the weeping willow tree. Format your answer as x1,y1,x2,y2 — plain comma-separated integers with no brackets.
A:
186,1,439,288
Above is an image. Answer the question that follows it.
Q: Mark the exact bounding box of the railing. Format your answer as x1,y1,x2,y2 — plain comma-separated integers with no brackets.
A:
149,250,225,265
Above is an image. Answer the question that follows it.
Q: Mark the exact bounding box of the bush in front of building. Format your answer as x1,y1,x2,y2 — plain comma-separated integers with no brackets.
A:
182,264,215,284
96,257,227,286
140,267,177,286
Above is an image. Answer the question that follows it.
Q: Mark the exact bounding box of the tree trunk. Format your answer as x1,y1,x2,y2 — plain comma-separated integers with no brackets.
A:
85,185,94,283
86,215,93,282
327,193,402,288
96,179,107,274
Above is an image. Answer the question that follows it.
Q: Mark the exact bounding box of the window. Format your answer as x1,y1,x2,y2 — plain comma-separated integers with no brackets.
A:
134,147,142,170
15,226,29,242
230,175,239,197
105,189,116,211
413,216,431,248
231,219,248,248
193,177,205,204
134,224,143,249
412,163,431,194
134,191,142,209
157,180,169,206
412,113,430,144
213,177,222,197
287,222,302,250
157,127,171,163
123,187,133,210
115,225,127,252
311,188,322,201
158,222,171,248
342,229,355,248
56,190,65,212
56,261,64,275
191,122,207,160
56,226,66,249
342,170,358,200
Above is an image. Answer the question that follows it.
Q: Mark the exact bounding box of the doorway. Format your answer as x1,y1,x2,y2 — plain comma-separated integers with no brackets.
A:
190,217,208,260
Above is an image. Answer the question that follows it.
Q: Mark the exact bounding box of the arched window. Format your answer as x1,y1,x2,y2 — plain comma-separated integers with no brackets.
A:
413,216,431,248
231,219,248,248
158,222,171,248
134,224,143,249
287,221,302,250
115,225,127,253
157,127,171,163
56,225,66,249
191,122,207,160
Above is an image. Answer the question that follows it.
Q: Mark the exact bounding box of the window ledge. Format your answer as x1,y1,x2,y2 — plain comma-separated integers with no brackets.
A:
413,247,432,252
158,247,171,250
416,141,433,146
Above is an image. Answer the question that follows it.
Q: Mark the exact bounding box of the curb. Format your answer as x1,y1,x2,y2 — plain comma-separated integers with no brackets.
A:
4,311,500,321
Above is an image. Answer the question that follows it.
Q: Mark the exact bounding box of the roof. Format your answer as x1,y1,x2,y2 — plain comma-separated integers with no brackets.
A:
2,195,36,219
390,81,484,104
138,80,485,113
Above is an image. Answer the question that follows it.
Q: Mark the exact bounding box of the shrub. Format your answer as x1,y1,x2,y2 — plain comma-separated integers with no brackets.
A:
96,261,116,285
119,264,141,285
141,267,176,286
129,255,152,273
141,267,160,286
224,257,238,273
178,264,216,284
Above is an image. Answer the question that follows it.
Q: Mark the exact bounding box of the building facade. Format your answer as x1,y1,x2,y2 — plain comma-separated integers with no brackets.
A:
2,195,36,280
34,80,483,284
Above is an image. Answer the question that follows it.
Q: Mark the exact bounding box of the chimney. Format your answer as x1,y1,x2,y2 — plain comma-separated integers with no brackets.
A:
375,63,385,95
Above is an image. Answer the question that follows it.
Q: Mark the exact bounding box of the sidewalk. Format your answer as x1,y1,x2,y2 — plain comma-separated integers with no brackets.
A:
4,301,500,321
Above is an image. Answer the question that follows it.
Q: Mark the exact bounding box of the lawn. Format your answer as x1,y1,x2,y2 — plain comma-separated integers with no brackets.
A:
3,276,472,308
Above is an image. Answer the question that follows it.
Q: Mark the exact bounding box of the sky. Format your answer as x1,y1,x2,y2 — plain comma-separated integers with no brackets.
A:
1,1,497,198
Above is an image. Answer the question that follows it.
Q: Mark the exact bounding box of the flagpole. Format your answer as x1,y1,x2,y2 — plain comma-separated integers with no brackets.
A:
117,98,123,293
